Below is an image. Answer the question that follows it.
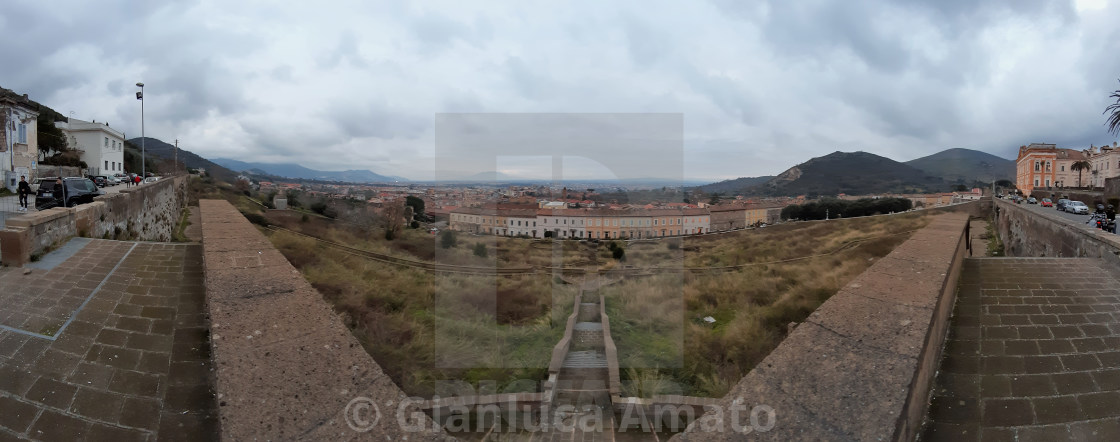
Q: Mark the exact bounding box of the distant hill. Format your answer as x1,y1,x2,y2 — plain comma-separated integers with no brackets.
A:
750,151,947,197
905,148,1014,184
126,137,236,181
449,171,521,182
695,175,775,194
213,158,405,183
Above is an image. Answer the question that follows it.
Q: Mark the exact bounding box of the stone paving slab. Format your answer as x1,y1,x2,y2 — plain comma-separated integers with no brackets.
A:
923,257,1120,441
0,239,217,441
25,237,93,271
0,239,133,339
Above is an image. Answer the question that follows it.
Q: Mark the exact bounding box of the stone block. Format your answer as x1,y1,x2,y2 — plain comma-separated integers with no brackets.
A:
0,227,31,266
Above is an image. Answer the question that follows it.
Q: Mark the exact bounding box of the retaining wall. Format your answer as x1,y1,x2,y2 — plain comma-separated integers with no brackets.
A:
674,212,973,441
0,176,187,266
993,198,1120,266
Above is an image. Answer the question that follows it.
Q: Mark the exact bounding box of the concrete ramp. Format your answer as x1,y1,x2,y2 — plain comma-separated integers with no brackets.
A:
199,200,449,440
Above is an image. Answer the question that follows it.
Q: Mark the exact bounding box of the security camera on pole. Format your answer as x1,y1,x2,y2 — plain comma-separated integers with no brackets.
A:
136,82,145,178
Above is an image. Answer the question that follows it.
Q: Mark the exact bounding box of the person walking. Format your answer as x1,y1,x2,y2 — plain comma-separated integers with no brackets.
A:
17,175,32,212
134,174,141,186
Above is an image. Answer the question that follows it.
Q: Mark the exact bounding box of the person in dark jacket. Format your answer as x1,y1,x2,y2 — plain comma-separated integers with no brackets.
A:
53,178,66,208
17,176,32,212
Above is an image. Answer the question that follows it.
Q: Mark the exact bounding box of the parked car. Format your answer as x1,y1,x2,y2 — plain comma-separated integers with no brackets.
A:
1028,197,1038,204
90,176,108,187
1041,198,1053,207
107,176,120,185
143,176,161,184
30,177,56,193
35,177,103,210
1056,199,1070,211
1066,201,1090,214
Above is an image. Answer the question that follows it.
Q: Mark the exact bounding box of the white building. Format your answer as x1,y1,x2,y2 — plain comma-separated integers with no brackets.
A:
504,209,539,237
56,118,125,176
539,209,586,239
1,95,39,191
1086,143,1120,188
682,208,710,235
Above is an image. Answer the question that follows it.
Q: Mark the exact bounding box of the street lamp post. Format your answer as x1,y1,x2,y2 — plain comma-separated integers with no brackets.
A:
136,82,145,178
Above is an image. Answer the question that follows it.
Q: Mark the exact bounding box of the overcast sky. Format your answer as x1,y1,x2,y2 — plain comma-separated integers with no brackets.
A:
3,0,1119,182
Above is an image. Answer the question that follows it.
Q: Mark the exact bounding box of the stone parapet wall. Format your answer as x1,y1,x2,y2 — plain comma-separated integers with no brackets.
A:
197,199,448,440
599,293,621,397
0,176,187,266
993,198,1120,267
674,213,972,441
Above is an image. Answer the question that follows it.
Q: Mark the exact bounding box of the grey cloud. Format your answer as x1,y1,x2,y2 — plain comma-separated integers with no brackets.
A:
324,102,429,140
318,30,368,69
624,17,670,67
408,10,490,54
4,0,1118,182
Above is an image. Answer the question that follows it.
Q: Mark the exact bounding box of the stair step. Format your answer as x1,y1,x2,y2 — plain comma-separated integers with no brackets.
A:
563,350,608,368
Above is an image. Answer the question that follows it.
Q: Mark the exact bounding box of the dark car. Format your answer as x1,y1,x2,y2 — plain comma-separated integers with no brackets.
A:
35,177,103,210
91,176,108,187
1056,199,1070,211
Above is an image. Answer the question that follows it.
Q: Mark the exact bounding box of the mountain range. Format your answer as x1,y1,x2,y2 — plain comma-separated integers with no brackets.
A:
212,158,407,183
697,148,1014,196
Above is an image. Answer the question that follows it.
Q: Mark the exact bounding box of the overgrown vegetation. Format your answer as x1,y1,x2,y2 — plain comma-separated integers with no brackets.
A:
985,218,1004,257
172,207,192,242
258,195,934,399
610,212,931,397
267,229,574,396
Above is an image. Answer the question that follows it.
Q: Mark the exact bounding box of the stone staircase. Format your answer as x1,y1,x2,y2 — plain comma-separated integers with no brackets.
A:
555,287,612,411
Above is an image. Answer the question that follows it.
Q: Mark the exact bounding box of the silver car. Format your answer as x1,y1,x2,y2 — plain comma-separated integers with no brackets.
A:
1066,201,1089,214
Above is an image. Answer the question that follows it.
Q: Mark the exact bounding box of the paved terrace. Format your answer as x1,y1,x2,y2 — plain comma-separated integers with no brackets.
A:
0,238,216,441
923,257,1120,440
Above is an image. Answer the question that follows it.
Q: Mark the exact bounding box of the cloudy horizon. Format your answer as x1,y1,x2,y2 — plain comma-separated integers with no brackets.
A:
3,0,1119,182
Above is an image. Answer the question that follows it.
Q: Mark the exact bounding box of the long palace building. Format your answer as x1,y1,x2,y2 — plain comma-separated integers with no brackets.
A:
449,204,784,239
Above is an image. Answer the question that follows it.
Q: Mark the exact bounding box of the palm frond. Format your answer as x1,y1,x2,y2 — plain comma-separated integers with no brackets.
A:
1106,80,1120,136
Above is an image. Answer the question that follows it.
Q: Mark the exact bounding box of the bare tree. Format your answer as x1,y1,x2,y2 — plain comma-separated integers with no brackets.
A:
382,201,406,240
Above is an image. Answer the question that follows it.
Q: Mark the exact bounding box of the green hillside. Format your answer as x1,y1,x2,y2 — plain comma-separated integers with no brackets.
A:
905,148,1014,184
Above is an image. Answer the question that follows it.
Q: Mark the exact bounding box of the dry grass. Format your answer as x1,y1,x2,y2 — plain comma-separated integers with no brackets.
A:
268,229,576,397
607,212,932,397
265,208,934,399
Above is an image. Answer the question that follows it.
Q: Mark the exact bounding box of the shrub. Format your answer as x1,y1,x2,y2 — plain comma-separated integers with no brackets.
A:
311,201,328,215
410,220,420,229
301,214,309,223
473,243,488,258
440,230,458,249
242,212,269,226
